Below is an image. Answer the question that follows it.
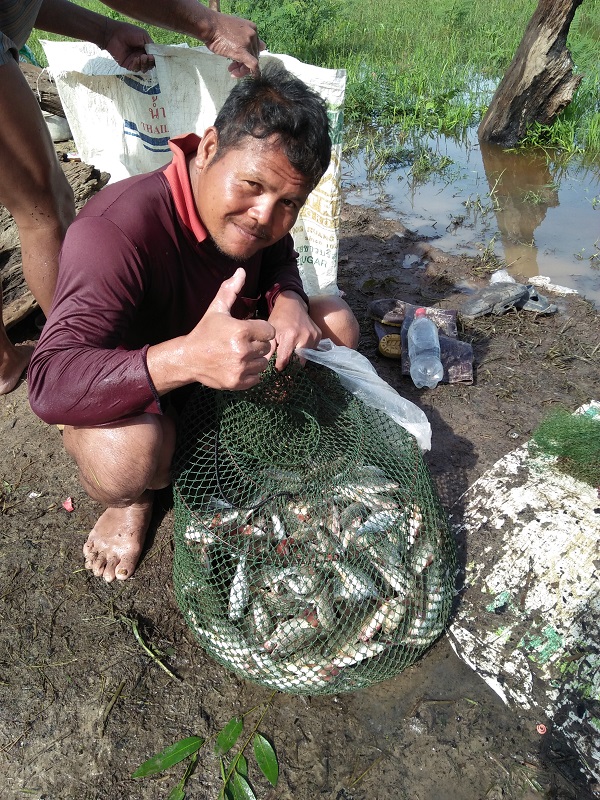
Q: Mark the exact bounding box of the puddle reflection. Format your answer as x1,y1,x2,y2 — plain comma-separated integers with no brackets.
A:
479,141,558,278
343,131,600,308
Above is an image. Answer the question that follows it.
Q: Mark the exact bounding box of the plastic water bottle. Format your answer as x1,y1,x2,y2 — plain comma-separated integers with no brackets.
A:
407,308,444,389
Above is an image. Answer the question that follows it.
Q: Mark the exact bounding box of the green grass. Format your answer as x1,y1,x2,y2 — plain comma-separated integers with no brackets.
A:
27,0,600,157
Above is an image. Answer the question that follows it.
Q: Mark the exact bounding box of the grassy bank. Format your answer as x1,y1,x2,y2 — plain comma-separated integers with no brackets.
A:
27,0,600,155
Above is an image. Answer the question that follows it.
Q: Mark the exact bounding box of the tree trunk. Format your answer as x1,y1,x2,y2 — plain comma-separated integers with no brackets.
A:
478,0,583,147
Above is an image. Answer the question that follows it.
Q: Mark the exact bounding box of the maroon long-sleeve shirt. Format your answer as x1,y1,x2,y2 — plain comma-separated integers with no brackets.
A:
28,134,309,427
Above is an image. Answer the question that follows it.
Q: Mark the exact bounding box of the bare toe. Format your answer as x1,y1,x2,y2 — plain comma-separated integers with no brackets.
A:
81,495,153,583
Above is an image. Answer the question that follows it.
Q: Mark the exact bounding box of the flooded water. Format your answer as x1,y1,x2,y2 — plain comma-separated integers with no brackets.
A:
343,131,600,309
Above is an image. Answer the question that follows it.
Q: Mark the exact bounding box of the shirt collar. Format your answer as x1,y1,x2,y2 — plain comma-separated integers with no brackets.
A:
164,133,208,243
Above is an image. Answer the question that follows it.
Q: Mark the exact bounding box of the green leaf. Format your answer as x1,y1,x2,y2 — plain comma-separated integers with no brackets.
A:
236,754,248,778
219,757,228,782
167,750,199,800
229,770,257,800
253,733,278,786
215,717,243,756
131,736,205,778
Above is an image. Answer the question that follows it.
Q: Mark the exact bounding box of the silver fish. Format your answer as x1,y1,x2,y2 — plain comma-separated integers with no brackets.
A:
271,513,286,540
184,522,216,544
282,568,322,598
263,616,320,657
247,596,273,641
358,596,409,642
228,550,250,621
332,640,389,668
329,560,379,601
282,659,340,687
406,505,423,546
313,588,337,630
409,541,435,573
355,509,403,539
370,557,413,595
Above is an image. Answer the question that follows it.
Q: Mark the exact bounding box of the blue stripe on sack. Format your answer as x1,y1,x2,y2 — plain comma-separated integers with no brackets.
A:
123,121,171,152
117,75,161,94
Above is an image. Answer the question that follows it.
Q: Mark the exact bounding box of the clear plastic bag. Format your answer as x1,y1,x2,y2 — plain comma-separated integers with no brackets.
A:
296,339,432,451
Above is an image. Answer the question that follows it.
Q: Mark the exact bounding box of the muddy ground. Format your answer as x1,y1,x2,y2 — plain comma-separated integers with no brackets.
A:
1,172,600,800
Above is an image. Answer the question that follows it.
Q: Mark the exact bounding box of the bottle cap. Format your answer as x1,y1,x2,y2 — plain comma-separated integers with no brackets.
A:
415,307,427,318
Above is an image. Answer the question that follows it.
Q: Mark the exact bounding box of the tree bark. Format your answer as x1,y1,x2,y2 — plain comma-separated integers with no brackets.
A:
19,62,64,117
478,0,583,147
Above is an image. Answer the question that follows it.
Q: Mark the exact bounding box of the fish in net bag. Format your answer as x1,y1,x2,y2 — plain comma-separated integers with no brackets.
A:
172,356,457,694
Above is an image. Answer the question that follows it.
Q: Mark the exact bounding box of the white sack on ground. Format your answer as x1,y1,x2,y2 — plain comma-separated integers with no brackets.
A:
448,402,600,783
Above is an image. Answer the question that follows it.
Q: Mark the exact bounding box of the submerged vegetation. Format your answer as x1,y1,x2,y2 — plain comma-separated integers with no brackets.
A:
29,0,600,157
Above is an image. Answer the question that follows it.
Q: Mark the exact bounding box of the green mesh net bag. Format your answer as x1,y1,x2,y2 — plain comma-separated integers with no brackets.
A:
172,357,456,695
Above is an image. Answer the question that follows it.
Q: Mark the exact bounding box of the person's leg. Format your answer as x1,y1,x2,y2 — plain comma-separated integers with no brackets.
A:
308,294,360,349
0,58,75,394
0,286,34,394
63,412,177,582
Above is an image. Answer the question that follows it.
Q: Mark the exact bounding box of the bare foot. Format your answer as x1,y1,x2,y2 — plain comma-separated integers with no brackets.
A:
83,490,154,582
0,342,34,395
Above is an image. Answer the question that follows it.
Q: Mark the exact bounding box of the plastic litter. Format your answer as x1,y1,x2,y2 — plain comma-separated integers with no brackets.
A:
297,339,432,451
368,299,474,385
42,111,72,143
460,271,557,318
405,309,444,389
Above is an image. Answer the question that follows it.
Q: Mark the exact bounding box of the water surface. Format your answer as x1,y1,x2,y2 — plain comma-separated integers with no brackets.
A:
343,132,600,308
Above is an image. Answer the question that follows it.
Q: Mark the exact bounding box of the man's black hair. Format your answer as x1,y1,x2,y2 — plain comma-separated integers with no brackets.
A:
212,63,331,189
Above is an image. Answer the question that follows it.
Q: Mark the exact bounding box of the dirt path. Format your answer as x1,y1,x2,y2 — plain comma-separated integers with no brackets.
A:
1,187,599,799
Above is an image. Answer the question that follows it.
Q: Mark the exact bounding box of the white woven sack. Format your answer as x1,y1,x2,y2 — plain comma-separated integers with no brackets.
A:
42,41,346,296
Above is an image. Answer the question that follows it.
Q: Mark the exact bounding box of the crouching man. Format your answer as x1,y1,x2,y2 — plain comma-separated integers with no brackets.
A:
28,65,359,583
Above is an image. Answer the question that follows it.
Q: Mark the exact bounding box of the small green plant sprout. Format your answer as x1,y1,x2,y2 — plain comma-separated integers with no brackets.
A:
463,183,502,221
409,146,453,185
574,239,600,265
131,693,279,799
520,181,558,206
473,235,508,275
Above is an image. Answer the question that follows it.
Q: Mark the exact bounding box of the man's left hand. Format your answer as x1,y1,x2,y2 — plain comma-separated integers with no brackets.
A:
268,291,321,371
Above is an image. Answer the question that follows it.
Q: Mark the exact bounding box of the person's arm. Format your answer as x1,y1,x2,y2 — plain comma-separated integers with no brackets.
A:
28,217,163,426
35,0,155,72
35,0,264,77
102,0,265,77
28,224,274,426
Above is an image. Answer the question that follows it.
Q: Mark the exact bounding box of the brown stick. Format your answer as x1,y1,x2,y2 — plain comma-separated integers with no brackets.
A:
478,0,583,147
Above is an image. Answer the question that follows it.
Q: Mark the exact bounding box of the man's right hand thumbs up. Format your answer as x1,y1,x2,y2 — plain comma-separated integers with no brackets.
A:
146,268,276,395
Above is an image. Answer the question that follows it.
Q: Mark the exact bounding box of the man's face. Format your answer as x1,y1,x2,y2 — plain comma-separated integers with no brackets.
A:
191,129,314,261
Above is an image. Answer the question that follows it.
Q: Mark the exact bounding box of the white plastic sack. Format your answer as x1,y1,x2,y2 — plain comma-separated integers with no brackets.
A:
41,41,345,297
296,340,432,451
